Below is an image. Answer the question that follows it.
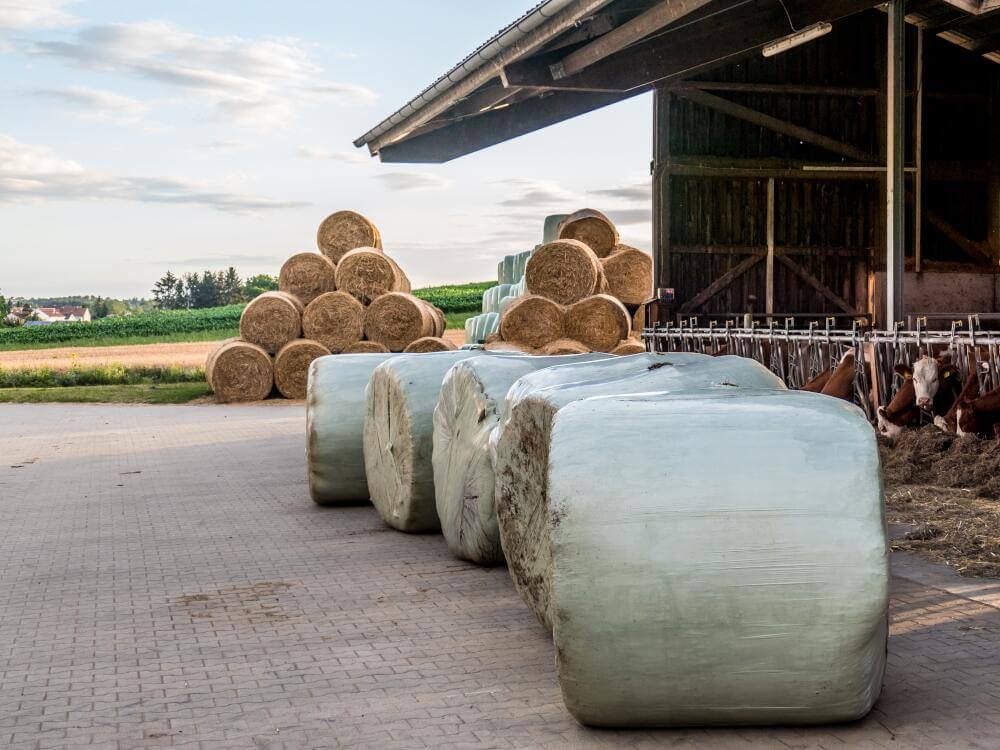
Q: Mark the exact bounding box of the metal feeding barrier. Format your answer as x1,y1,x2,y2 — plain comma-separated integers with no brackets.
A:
643,316,1000,422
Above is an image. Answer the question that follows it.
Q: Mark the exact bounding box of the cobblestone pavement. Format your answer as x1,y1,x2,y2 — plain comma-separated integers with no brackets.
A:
1,403,999,749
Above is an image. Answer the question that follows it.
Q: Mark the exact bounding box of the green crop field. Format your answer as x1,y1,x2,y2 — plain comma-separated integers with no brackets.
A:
0,281,493,351
0,382,213,404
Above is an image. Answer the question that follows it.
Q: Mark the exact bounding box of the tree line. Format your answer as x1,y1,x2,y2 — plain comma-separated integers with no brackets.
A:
151,268,278,310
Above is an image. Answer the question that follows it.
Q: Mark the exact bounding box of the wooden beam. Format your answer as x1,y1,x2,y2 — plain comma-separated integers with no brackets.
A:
915,27,925,273
991,76,1000,257
776,254,858,314
671,81,881,97
679,253,764,313
886,0,906,326
653,87,672,291
503,0,883,92
377,90,634,163
551,0,714,80
924,209,996,265
766,178,776,317
673,87,876,163
968,31,1000,54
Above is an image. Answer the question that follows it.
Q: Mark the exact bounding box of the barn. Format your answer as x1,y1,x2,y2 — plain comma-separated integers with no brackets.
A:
354,0,1000,330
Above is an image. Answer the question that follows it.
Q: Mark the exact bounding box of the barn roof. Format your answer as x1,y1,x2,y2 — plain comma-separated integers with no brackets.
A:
354,0,1000,163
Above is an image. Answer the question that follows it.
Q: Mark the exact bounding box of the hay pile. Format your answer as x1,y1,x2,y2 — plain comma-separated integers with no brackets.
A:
206,209,447,402
494,210,652,355
882,426,1000,576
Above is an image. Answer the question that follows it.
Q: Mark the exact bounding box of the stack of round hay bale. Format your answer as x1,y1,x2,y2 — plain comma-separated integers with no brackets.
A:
205,210,453,403
495,208,652,356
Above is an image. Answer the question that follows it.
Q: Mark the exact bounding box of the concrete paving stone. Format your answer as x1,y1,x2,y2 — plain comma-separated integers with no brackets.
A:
2,403,1000,748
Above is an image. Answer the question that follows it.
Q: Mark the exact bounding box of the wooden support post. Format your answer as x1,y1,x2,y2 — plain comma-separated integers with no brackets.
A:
990,75,1000,260
886,0,906,327
766,178,776,319
915,27,924,273
653,87,673,292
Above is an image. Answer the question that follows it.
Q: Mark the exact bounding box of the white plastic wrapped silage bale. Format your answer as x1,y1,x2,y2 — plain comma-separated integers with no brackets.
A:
364,351,523,532
494,353,787,630
546,390,888,727
432,353,613,565
306,352,397,504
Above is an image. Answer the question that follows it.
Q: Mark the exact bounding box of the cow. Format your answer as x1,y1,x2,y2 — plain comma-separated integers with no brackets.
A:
800,368,833,393
819,350,857,401
955,384,1000,439
934,369,983,432
894,355,960,413
876,376,919,439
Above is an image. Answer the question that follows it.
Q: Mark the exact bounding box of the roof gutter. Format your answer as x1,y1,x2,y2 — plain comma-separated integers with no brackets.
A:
354,0,616,155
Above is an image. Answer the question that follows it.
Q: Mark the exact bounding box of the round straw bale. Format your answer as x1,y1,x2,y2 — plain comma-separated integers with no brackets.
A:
611,339,646,356
279,252,338,305
539,338,590,355
403,336,457,353
423,303,446,337
601,244,653,305
633,304,646,334
485,341,532,353
525,239,602,305
499,295,564,350
205,336,241,384
316,210,382,263
302,291,365,353
557,208,619,258
343,340,390,353
239,291,303,354
365,292,436,352
207,340,273,403
335,248,410,304
274,339,331,399
565,294,631,352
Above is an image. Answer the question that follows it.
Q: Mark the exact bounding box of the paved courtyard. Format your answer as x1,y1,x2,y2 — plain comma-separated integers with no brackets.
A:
1,403,1000,749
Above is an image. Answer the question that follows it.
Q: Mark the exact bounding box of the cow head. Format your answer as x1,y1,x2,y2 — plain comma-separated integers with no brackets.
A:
876,406,905,439
895,357,957,409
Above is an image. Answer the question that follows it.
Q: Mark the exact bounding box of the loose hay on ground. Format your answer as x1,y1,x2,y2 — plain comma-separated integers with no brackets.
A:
335,248,410,305
881,426,1000,577
316,210,382,263
539,338,590,355
302,291,365,353
274,339,330,399
499,295,564,350
239,291,303,354
279,252,338,305
207,340,273,403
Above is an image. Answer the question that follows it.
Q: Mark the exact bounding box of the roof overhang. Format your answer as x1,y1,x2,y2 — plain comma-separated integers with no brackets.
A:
355,0,1000,164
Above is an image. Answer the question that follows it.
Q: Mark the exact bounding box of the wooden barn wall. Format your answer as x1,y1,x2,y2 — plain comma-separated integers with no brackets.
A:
655,9,998,319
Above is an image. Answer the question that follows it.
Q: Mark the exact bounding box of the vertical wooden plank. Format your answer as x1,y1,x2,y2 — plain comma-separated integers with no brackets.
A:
914,27,924,274
886,0,906,328
652,87,672,292
766,178,775,319
990,74,1000,260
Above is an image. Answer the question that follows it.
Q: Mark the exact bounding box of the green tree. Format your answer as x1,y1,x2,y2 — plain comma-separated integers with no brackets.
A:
0,291,10,319
243,274,279,300
220,267,243,305
152,271,187,310
90,297,110,319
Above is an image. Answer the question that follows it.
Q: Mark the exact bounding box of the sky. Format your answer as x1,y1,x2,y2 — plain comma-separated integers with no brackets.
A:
0,0,653,298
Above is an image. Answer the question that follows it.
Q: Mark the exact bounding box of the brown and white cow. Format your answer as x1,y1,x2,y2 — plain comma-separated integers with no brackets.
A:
876,376,919,439
894,355,959,413
955,385,1000,439
819,350,856,401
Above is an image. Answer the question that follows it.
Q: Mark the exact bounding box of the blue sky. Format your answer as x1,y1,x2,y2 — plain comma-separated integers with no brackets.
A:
1,1,652,298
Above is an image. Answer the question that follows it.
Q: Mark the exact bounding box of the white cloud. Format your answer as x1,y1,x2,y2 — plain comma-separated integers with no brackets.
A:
0,0,76,30
591,182,650,203
31,85,150,124
27,20,376,132
297,145,368,163
0,133,307,213
374,171,451,192
494,178,582,208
